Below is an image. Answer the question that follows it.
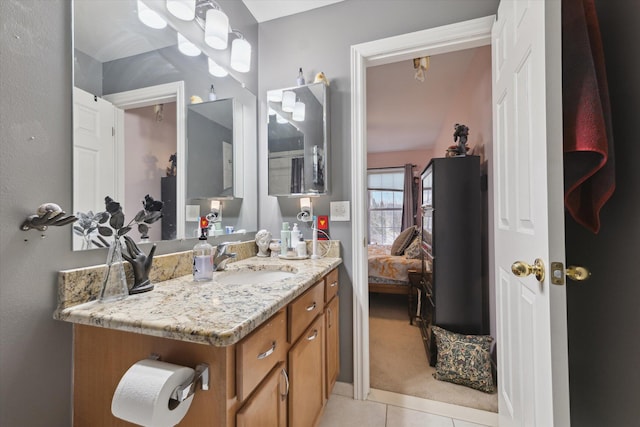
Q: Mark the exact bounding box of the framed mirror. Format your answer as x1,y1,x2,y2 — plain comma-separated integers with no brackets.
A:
72,0,257,250
267,82,330,196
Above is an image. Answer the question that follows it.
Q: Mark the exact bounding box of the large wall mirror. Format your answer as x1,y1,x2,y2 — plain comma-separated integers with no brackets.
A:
267,82,330,196
72,0,257,250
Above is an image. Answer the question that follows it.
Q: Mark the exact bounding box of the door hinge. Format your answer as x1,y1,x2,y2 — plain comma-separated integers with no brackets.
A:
112,127,115,137
550,262,564,286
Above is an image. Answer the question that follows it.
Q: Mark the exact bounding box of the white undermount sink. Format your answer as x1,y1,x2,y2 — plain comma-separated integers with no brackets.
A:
215,269,296,285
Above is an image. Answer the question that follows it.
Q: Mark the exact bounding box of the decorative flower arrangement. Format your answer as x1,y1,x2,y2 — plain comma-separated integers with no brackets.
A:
73,210,109,249
98,195,164,241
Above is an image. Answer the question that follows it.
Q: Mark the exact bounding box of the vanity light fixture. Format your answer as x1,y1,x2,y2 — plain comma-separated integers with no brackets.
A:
204,5,229,49
177,33,201,56
281,91,296,113
292,101,305,122
229,31,251,73
137,0,167,29
167,0,197,21
208,58,228,77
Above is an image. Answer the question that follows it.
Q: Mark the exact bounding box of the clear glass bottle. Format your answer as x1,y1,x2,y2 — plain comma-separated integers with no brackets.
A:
297,68,305,86
193,224,213,282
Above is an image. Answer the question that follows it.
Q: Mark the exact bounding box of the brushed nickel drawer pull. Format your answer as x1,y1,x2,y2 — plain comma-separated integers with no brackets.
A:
305,302,317,312
330,281,338,287
257,341,276,360
307,329,318,341
280,368,289,399
328,308,332,328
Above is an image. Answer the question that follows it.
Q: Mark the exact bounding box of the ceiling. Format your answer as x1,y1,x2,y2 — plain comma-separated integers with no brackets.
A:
241,0,345,23
366,47,485,154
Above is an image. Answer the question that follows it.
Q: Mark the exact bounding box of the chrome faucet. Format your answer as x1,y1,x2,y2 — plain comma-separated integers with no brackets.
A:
213,242,237,271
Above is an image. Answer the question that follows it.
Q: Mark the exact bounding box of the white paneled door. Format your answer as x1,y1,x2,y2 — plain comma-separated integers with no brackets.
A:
73,87,117,249
492,1,569,426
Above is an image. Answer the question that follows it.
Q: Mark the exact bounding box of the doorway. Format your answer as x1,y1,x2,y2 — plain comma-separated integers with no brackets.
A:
365,45,497,413
350,15,496,422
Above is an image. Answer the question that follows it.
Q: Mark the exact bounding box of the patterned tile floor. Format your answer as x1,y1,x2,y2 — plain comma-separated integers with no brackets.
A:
318,387,498,427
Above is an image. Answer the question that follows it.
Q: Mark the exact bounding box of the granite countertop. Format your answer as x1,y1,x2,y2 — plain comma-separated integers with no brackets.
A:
54,255,341,347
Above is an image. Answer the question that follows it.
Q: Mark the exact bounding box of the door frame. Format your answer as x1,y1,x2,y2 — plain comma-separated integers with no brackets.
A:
104,81,186,240
350,16,495,401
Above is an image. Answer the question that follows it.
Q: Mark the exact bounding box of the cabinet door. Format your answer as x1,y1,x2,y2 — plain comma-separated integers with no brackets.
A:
288,314,325,427
236,362,288,427
325,296,340,398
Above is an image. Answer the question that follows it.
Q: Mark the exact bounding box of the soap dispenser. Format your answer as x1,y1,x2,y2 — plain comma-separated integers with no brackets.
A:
280,222,290,256
193,217,213,282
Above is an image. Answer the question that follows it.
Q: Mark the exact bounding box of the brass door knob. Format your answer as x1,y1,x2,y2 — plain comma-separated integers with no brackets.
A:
566,265,591,281
511,258,545,282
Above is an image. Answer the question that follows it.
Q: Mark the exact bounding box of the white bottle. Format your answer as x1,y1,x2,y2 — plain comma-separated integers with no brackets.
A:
193,225,213,282
296,236,307,258
208,84,217,101
280,222,290,256
290,223,300,247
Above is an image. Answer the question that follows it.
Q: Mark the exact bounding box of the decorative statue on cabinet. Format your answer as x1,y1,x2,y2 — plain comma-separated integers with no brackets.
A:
446,123,470,157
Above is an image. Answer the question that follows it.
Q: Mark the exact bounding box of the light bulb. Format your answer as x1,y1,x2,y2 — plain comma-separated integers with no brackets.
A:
177,33,200,56
292,101,305,121
204,8,229,49
281,91,296,113
230,38,251,73
137,1,167,29
268,90,283,103
208,58,228,77
166,0,196,21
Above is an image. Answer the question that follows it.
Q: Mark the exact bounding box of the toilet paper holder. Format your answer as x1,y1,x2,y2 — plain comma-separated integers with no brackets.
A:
149,354,209,403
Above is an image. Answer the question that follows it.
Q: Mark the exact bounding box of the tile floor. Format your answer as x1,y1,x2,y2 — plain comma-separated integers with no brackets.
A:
319,393,493,427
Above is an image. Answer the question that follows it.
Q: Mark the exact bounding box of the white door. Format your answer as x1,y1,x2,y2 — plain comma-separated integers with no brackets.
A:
73,87,117,249
492,1,570,426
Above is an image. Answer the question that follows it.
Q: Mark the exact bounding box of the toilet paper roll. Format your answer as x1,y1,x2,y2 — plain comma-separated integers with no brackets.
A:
111,359,195,427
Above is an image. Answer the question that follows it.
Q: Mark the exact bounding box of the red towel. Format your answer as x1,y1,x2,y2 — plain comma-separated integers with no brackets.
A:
563,0,615,234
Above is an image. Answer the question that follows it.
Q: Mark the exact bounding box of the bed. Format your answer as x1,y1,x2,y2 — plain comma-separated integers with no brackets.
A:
367,243,422,295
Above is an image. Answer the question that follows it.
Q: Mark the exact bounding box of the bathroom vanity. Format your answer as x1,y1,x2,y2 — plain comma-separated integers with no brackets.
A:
54,242,341,427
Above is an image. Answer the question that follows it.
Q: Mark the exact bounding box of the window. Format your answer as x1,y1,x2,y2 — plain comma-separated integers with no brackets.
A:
368,168,404,244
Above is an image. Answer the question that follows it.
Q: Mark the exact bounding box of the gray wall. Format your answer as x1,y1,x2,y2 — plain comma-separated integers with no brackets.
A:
3,0,634,425
257,0,500,383
0,1,255,425
565,1,640,425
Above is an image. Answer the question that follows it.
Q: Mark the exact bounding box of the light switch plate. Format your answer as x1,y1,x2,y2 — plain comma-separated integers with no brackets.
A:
330,201,350,221
185,205,201,222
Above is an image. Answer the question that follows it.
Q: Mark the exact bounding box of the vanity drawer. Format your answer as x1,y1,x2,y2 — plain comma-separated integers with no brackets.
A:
289,280,324,343
324,268,339,303
237,309,288,402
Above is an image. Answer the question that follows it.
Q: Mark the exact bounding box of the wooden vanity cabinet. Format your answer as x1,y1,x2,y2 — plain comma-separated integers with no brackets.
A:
324,268,340,398
236,362,288,427
325,294,339,398
288,314,326,427
72,267,340,427
236,310,288,402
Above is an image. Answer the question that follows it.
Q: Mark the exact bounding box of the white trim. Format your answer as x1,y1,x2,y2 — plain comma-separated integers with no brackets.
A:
104,81,186,240
350,16,494,402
